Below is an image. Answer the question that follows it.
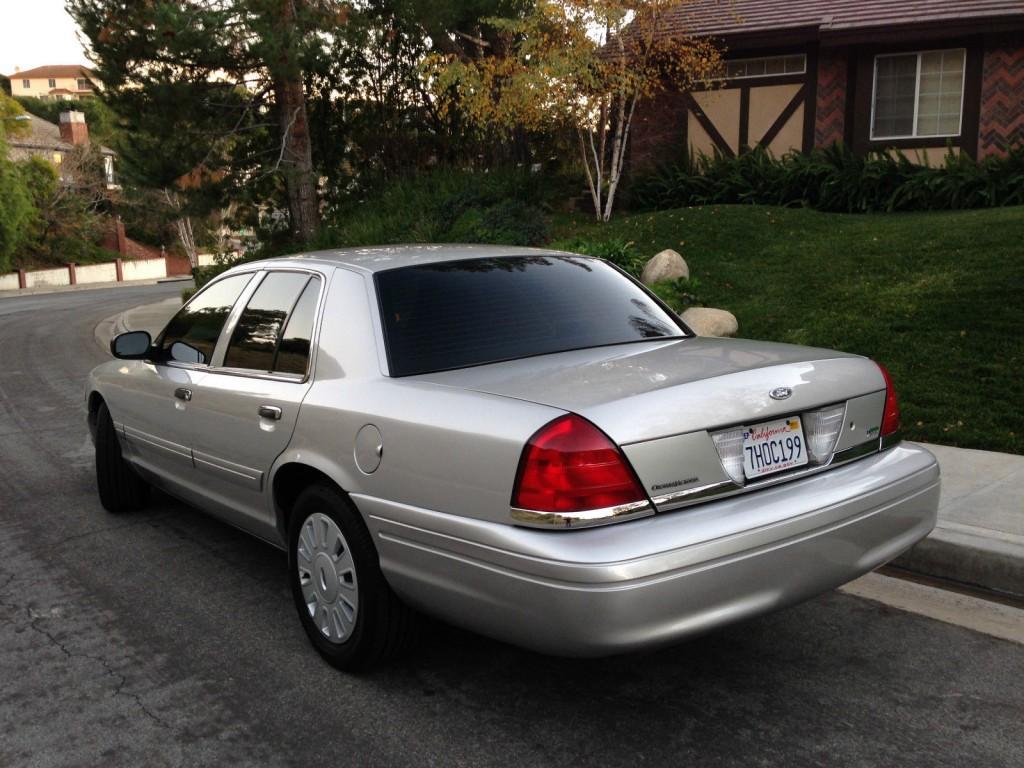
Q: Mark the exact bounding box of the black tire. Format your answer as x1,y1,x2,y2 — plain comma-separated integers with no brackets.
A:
95,401,149,513
288,483,416,671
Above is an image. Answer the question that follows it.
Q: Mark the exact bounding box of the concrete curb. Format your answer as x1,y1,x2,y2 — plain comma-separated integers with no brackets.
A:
891,442,1024,600
893,523,1024,600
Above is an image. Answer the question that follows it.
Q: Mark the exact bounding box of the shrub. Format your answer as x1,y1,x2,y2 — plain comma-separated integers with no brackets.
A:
547,236,643,275
320,167,558,248
544,237,704,313
648,277,705,313
631,143,1024,214
188,252,248,294
448,199,549,246
0,131,35,273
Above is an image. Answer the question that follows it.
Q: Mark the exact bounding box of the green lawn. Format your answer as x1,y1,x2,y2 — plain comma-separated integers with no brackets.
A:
552,205,1024,455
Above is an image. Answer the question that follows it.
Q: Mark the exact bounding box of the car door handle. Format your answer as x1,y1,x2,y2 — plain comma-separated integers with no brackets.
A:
174,387,192,402
258,405,282,421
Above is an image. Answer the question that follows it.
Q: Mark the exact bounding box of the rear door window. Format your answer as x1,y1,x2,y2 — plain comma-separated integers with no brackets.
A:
273,277,321,375
159,273,254,365
222,272,321,375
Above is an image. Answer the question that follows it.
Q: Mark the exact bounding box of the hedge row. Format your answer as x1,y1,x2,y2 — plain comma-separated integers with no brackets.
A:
630,144,1024,214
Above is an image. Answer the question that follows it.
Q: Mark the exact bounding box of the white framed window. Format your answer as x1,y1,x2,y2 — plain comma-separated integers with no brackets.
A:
48,78,56,88
871,49,966,140
715,54,806,80
21,79,29,89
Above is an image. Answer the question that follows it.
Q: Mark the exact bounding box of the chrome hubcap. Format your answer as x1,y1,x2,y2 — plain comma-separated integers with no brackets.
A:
296,512,358,644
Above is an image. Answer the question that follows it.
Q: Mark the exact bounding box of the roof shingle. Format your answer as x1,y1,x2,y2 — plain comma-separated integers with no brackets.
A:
4,64,95,81
660,0,1024,39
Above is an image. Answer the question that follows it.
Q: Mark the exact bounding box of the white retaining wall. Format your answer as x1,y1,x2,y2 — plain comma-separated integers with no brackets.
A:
122,258,168,281
77,262,119,284
1,256,173,292
25,267,69,288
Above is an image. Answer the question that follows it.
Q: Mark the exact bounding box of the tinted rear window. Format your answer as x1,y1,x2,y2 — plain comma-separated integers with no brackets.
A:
376,255,685,376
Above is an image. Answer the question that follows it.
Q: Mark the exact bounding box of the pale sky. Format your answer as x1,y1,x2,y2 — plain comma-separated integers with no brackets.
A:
0,0,92,76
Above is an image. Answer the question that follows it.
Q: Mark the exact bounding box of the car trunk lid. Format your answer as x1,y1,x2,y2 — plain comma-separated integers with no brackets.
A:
413,337,882,445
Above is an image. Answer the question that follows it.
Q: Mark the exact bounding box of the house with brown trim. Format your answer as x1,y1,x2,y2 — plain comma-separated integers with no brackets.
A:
631,0,1024,170
3,65,98,101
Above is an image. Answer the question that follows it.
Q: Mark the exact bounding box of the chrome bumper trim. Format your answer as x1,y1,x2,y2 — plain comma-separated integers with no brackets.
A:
653,436,894,513
511,437,903,528
511,500,654,529
645,480,736,509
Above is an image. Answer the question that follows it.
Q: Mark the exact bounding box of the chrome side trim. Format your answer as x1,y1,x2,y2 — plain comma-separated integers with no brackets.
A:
193,449,263,491
205,367,306,384
124,425,192,461
511,500,654,530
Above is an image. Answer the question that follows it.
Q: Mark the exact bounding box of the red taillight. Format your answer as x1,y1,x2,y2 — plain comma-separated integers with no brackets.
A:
512,414,646,513
876,362,901,437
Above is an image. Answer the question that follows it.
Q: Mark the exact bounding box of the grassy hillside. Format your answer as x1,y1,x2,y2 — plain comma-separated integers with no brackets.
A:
553,205,1024,454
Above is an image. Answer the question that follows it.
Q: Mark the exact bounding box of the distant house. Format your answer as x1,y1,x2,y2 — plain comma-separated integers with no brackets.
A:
630,0,1024,170
5,64,98,101
6,110,116,188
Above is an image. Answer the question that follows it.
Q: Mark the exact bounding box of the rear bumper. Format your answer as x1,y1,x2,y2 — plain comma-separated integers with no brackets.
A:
358,442,940,657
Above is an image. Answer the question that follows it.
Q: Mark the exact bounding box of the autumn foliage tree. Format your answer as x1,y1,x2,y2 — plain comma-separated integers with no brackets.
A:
426,0,722,220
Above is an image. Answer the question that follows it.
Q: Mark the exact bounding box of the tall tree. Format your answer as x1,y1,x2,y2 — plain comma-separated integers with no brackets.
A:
68,0,341,243
426,0,722,220
0,126,35,273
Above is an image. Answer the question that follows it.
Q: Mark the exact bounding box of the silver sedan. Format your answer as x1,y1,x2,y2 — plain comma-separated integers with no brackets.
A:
87,245,940,669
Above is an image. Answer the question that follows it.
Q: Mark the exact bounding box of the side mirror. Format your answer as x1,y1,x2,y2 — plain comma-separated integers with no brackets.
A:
110,330,152,360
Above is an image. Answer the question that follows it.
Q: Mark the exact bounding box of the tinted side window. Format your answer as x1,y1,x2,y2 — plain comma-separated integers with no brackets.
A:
160,273,253,364
273,276,321,375
223,272,310,371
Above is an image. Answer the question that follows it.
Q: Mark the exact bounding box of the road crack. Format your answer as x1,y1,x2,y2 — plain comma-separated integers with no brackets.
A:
24,607,171,730
59,514,174,548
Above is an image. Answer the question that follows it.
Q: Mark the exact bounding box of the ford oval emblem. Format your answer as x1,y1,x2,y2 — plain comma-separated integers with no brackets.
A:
769,387,793,401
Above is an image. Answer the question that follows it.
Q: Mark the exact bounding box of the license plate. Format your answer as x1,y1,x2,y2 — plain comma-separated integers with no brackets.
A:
742,416,808,479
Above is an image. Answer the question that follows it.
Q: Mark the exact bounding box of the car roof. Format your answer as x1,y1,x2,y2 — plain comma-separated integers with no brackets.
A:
239,244,575,275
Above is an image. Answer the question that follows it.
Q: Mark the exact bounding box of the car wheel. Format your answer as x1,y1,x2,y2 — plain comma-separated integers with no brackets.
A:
95,401,149,513
288,484,416,671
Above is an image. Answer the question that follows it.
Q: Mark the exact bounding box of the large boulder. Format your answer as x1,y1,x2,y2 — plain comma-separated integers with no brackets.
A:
680,307,738,338
641,249,689,286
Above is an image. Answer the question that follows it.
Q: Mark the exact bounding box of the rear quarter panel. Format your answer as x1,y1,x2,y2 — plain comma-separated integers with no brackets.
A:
270,266,563,528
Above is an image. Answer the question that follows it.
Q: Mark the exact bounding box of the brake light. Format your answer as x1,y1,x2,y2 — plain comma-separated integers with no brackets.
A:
512,414,646,513
876,362,901,437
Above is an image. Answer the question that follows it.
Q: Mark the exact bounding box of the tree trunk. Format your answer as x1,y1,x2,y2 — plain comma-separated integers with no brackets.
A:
273,75,319,243
272,0,319,244
603,95,638,222
164,189,198,268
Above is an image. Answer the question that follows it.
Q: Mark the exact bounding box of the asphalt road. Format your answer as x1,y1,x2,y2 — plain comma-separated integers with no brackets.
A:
1,285,1022,768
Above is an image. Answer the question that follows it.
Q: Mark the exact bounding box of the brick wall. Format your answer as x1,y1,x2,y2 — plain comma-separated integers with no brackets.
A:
629,90,689,173
978,45,1024,158
814,50,847,148
100,217,164,261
